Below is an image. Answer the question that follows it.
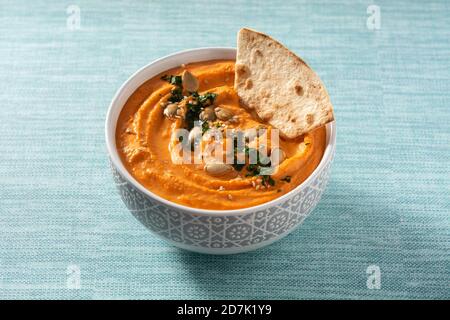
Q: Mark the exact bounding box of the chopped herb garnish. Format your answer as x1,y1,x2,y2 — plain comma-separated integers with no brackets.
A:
245,164,260,177
281,176,291,183
168,87,183,103
161,75,219,140
162,74,184,103
161,74,182,86
262,175,275,187
180,91,218,131
184,101,203,131
187,101,201,113
201,121,210,134
198,92,217,106
185,111,199,131
242,145,275,183
232,163,245,171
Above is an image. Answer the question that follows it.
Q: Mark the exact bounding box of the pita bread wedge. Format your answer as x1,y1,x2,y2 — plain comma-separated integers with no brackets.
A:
235,28,334,139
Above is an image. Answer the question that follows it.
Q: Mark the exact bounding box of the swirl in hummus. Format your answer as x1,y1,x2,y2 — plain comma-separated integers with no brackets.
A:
116,60,326,210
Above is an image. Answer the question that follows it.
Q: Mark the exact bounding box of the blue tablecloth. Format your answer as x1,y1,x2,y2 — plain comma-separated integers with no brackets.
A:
0,0,448,299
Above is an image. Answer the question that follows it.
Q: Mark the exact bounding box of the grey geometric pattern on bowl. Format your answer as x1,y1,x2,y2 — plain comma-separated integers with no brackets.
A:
110,156,333,254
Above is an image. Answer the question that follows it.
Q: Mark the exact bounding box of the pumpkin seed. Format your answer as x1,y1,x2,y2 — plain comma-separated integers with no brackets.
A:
182,70,199,92
176,106,185,118
163,103,179,118
204,161,237,178
215,107,234,121
199,106,216,122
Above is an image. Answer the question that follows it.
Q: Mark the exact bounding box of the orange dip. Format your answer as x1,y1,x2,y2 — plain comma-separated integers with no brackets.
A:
116,60,326,210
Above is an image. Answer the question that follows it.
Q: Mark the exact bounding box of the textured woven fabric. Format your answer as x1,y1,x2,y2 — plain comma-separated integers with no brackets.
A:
0,0,448,299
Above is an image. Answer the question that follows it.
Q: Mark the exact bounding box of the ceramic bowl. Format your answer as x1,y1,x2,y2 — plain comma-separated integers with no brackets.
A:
105,47,336,254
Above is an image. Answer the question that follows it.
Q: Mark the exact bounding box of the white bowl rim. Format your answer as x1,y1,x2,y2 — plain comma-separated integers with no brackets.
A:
105,47,336,216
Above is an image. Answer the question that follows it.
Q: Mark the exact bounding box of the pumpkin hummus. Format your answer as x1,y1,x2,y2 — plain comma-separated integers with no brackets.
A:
116,60,326,210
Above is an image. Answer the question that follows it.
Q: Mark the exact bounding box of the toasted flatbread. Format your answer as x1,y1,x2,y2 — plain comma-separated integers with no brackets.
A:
235,28,334,139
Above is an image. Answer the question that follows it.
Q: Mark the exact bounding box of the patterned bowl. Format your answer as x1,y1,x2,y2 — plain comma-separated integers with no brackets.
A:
105,48,336,254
